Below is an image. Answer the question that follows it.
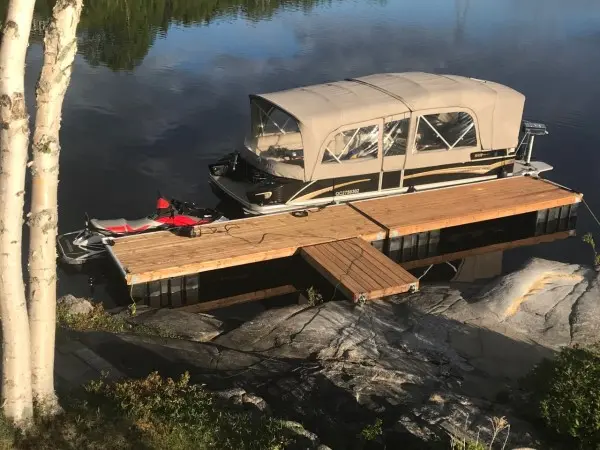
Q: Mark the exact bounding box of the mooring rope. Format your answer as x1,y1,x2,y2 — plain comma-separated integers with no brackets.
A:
445,261,458,273
582,198,600,229
418,264,434,280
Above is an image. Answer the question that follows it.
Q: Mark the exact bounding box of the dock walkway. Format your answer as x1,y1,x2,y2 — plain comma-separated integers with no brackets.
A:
301,238,418,301
108,176,582,302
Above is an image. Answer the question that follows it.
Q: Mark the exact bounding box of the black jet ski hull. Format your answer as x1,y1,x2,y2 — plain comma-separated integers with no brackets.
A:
57,230,109,265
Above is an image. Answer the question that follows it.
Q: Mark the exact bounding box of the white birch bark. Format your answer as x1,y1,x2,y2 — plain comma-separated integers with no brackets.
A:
0,0,36,425
28,0,83,413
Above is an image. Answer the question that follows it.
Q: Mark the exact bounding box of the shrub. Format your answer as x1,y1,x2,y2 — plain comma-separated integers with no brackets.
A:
1,372,294,449
57,301,129,333
57,301,176,338
524,345,600,447
0,396,146,449
582,233,600,267
360,418,383,441
85,372,291,449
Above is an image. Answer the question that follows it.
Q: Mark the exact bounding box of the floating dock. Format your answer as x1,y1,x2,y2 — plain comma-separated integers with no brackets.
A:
107,176,582,307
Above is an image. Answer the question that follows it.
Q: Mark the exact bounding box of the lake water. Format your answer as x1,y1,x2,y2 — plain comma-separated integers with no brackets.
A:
18,0,600,301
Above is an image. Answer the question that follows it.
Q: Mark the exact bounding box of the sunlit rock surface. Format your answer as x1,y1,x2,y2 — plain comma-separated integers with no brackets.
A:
129,308,224,342
59,294,94,316
78,258,600,448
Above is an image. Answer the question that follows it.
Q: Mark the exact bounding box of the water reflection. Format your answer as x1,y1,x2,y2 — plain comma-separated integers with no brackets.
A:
29,0,331,70
5,0,600,301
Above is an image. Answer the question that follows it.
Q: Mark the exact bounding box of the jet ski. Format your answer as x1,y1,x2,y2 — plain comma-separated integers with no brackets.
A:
58,196,227,265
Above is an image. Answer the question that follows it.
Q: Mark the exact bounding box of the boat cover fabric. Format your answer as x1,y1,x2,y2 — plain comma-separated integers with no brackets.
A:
252,72,525,181
240,145,305,180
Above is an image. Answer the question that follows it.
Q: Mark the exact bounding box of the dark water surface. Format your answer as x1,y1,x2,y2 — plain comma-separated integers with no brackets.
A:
18,0,600,302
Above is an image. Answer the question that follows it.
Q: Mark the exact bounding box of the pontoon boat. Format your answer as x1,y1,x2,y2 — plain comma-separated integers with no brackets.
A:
209,72,550,215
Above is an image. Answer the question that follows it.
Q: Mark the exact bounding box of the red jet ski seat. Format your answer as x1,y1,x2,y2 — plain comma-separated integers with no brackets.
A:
87,197,218,236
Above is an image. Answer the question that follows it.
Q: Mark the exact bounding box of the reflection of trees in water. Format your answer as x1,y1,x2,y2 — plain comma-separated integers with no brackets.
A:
77,0,167,70
2,0,328,70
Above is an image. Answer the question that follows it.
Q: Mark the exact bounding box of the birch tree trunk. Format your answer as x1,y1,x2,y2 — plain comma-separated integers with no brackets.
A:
28,0,83,412
0,0,36,425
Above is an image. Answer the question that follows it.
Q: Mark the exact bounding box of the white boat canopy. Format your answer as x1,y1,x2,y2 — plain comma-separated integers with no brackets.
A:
243,72,526,181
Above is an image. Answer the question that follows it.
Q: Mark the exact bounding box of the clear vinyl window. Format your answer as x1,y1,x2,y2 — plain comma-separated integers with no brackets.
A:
383,118,409,156
322,125,379,163
415,112,478,152
249,99,304,167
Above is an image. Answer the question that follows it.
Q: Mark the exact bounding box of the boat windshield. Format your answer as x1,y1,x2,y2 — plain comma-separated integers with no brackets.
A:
248,98,304,167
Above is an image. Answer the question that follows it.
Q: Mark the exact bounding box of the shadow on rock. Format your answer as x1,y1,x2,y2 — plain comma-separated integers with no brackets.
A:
72,257,600,448
74,304,553,447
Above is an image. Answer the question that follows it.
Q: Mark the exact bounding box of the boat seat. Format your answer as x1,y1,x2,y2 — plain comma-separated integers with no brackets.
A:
256,132,303,152
91,217,159,233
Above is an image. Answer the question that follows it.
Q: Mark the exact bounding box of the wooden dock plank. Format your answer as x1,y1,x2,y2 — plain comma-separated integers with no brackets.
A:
110,176,582,286
352,177,582,238
300,238,418,301
336,239,419,287
124,223,379,272
113,204,385,284
301,245,368,297
128,221,368,270
315,242,385,291
325,240,402,288
332,240,414,285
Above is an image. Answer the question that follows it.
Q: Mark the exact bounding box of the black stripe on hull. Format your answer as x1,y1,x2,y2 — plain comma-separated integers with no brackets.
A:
304,174,380,201
332,174,379,197
382,171,402,190
470,149,508,160
278,174,380,204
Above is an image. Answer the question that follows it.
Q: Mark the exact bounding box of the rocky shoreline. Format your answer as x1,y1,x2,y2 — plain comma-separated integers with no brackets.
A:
59,257,600,449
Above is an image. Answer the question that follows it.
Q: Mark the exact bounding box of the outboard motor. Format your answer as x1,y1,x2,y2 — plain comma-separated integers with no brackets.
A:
517,120,548,163
209,152,239,177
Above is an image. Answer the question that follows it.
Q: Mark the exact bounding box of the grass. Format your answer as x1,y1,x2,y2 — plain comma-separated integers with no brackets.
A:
448,415,510,450
582,233,600,267
449,436,486,450
0,372,295,449
306,286,324,307
57,301,177,338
